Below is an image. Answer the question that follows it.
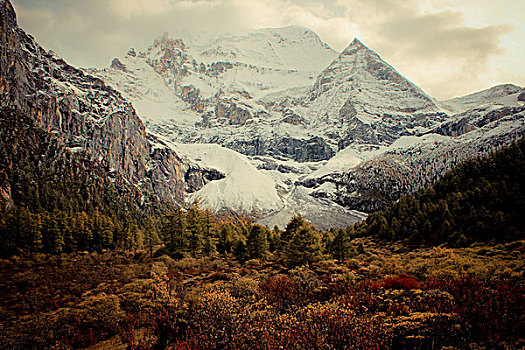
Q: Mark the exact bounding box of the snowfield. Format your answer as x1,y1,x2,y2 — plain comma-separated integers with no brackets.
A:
176,143,283,215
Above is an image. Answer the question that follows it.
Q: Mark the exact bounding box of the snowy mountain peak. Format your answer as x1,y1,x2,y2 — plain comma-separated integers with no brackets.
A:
342,38,369,55
307,37,442,147
258,25,332,49
151,32,186,51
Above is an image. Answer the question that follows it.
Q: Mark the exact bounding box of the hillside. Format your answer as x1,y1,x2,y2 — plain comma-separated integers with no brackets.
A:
0,0,214,204
362,138,525,245
0,107,174,256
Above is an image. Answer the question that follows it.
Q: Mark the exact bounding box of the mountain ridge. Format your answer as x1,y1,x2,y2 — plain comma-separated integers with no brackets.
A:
90,28,524,224
2,0,524,227
0,0,217,206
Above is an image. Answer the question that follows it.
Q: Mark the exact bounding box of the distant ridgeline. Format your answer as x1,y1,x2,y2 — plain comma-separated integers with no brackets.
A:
0,107,173,256
361,138,525,245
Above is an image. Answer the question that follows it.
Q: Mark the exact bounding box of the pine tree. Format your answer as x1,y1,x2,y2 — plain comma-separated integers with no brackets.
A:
28,212,43,252
90,208,103,250
130,224,143,251
76,212,93,251
329,228,355,262
43,210,64,254
247,224,270,259
268,226,281,253
203,235,216,256
233,239,248,262
100,215,114,249
162,208,187,258
186,206,203,256
144,216,158,258
285,225,323,266
281,214,307,244
217,223,235,254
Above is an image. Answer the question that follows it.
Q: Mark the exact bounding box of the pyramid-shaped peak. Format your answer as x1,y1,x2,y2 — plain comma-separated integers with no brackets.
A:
342,38,373,55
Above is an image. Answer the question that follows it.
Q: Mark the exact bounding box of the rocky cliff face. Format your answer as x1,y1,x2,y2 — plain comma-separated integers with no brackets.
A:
0,0,216,204
433,105,525,137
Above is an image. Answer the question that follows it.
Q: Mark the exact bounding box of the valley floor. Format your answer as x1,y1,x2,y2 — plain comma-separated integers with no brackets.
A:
1,239,524,349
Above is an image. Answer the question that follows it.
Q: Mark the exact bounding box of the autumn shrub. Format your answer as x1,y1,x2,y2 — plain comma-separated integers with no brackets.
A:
187,288,249,349
0,293,122,349
259,274,297,308
426,276,525,343
229,276,260,300
381,274,420,290
389,312,461,349
69,293,123,347
278,302,392,350
289,266,321,301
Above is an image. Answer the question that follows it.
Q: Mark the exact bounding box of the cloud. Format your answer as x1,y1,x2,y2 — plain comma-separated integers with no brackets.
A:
373,9,511,98
10,0,524,99
108,0,175,18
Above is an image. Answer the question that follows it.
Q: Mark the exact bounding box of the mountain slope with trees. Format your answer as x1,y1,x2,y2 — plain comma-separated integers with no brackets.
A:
0,107,171,256
362,138,525,245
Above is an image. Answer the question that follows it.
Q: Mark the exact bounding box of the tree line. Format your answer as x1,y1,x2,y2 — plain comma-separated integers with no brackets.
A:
0,202,358,267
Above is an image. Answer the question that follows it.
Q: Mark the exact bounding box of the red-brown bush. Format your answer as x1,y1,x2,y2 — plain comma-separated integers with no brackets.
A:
381,274,420,290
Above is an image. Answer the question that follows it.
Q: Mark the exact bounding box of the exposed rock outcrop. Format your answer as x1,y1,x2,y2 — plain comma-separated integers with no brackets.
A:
518,90,525,103
0,0,213,204
226,136,335,162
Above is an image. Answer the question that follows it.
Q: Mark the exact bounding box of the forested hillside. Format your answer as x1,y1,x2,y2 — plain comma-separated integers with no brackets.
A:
1,113,524,350
362,138,525,245
0,107,171,256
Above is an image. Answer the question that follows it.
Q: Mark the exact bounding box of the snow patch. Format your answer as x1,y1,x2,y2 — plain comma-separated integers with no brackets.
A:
176,143,283,215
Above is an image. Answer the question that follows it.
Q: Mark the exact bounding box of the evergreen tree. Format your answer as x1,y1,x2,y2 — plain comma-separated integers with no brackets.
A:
43,210,64,254
217,223,235,255
247,224,270,259
100,215,114,249
329,228,355,262
233,239,248,262
281,214,307,244
144,216,158,258
186,206,203,256
268,226,281,253
129,224,143,251
203,235,216,255
285,225,323,266
28,212,43,252
75,212,93,251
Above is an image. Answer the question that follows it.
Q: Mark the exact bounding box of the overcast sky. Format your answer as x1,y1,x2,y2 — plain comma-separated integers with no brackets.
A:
10,0,525,99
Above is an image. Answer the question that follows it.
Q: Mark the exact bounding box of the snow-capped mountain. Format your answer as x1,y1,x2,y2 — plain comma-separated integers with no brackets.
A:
0,0,215,204
302,107,525,212
438,84,523,114
4,0,521,229
93,27,340,163
91,28,524,227
304,39,446,148
94,32,449,160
